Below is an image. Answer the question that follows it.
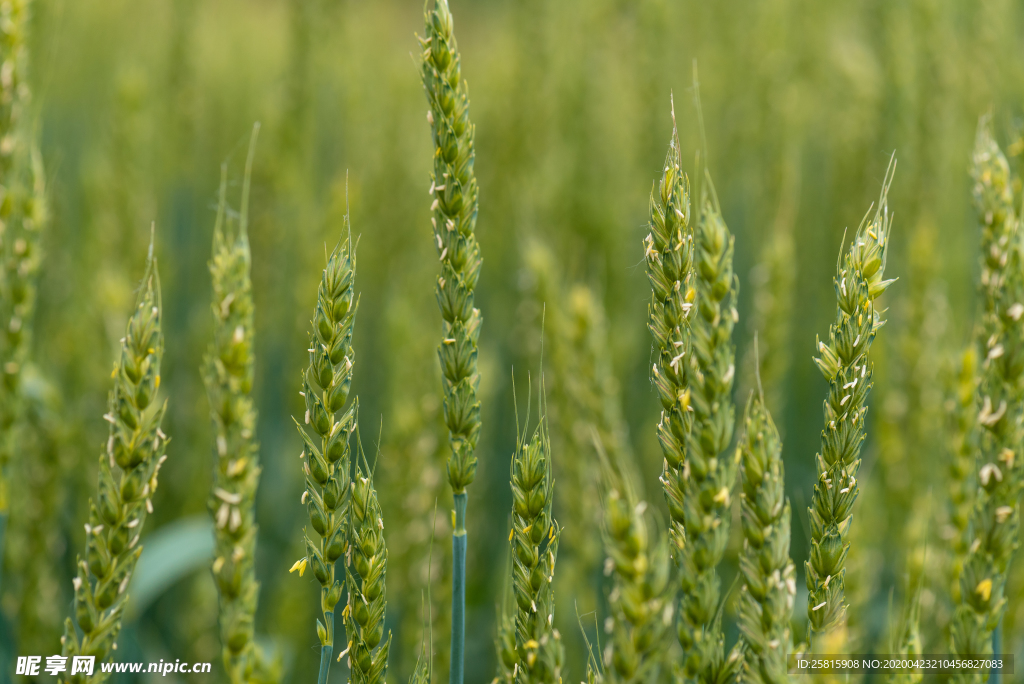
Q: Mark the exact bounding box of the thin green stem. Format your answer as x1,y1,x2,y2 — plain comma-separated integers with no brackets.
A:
317,644,332,684
450,492,466,684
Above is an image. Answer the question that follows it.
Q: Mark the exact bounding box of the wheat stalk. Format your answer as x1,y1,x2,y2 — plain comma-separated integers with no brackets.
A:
420,1,481,680
342,453,392,682
59,239,169,683
506,413,563,683
806,156,897,636
203,128,278,684
950,119,1024,679
736,387,795,684
288,220,359,684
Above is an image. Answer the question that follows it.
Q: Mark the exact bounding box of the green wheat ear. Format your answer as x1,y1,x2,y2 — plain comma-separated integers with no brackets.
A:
289,211,359,684
203,126,279,684
60,236,169,683
945,346,978,605
421,0,481,495
596,438,672,683
951,118,1024,681
736,385,795,684
888,581,924,684
506,406,563,684
0,0,44,570
343,447,392,683
806,155,897,636
645,110,694,587
420,1,481,681
673,169,742,684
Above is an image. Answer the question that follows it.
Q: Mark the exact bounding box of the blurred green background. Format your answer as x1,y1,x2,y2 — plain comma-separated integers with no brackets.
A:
2,0,1024,681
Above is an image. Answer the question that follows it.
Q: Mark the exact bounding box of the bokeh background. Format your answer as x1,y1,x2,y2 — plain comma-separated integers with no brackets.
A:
2,0,1024,681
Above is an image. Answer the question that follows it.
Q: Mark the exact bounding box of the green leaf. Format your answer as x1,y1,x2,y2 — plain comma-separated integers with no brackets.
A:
125,515,214,622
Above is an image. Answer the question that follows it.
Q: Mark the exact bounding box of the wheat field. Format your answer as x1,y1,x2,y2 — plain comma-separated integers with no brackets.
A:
1,0,1024,682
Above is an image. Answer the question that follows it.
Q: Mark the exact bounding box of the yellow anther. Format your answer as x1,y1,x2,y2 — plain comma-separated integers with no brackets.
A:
289,557,308,577
713,487,730,506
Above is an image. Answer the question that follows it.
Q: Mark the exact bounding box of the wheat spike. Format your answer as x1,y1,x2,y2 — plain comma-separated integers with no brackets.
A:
420,2,481,680
505,412,563,683
343,455,392,683
950,119,1024,681
203,128,279,684
806,155,897,635
736,390,795,683
60,239,168,683
290,215,360,684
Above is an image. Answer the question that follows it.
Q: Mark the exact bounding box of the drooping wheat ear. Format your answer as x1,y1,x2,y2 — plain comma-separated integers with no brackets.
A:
951,120,1024,676
343,455,392,682
670,171,742,682
203,128,278,684
736,389,795,684
420,2,481,679
806,156,897,636
597,443,672,683
288,222,359,684
507,414,564,683
945,347,979,604
59,239,169,683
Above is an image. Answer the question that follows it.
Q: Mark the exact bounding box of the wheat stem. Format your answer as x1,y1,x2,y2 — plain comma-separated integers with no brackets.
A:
806,155,897,636
59,237,169,683
950,119,1024,681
